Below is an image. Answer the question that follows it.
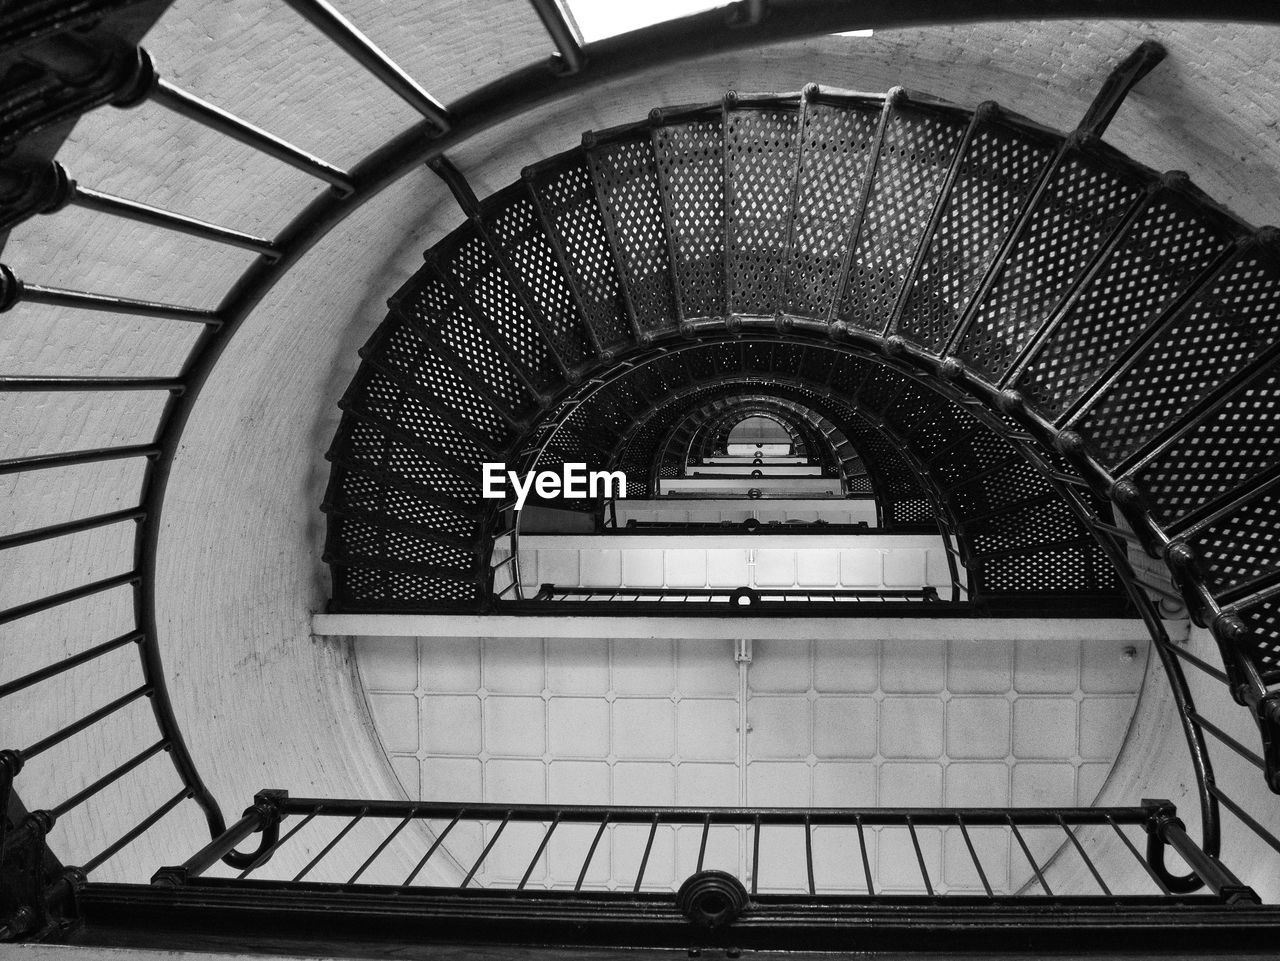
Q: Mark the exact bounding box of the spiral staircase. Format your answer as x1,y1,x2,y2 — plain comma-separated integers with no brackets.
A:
5,1,1280,957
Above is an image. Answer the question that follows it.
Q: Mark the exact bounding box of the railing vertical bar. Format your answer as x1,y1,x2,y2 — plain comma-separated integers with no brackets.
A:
855,815,875,895
347,810,417,885
80,788,190,874
1191,713,1267,770
696,814,710,872
955,815,993,897
0,630,142,698
1107,815,1172,895
633,815,658,893
1208,785,1280,857
1007,817,1052,895
403,811,463,886
293,811,367,882
804,815,815,896
905,816,933,896
461,811,511,888
20,683,151,759
1056,815,1111,896
574,815,609,892
519,815,561,891
48,739,167,819
239,811,318,879
751,815,761,896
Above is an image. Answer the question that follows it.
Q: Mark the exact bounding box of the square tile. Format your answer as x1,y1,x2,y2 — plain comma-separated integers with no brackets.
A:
706,549,751,587
613,638,674,695
813,697,878,758
485,758,545,804
840,549,882,586
1081,639,1145,693
546,638,609,694
812,762,877,807
368,693,418,753
1077,760,1111,804
485,696,546,756
676,642,738,696
359,637,417,692
421,694,481,755
944,761,1009,807
622,549,664,586
748,696,811,758
613,761,676,806
548,760,610,804
676,762,738,806
880,762,942,807
925,549,954,588
1010,762,1076,807
548,698,609,757
389,754,419,798
943,824,1008,893
883,548,926,587
747,761,811,806
578,549,621,588
754,550,795,587
665,550,708,588
947,639,1012,694
419,637,480,692
946,697,1010,759
677,699,739,760
1012,697,1076,759
813,639,878,693
483,637,543,693
882,638,945,694
614,698,676,759
878,825,942,892
1079,697,1134,760
420,757,481,801
751,639,810,692
538,549,579,588
1014,638,1079,694
796,550,839,586
881,697,944,759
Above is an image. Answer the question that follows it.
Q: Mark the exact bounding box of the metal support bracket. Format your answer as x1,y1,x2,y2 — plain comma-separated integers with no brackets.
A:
1077,40,1167,138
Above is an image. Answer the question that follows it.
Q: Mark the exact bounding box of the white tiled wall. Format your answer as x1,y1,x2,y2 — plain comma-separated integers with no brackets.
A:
611,499,878,526
356,633,1147,895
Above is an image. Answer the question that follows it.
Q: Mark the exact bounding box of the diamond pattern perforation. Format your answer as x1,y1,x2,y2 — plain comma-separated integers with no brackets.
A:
376,320,512,449
726,105,800,315
784,100,880,318
981,545,1110,593
357,369,491,468
653,118,726,319
1079,252,1280,466
1191,485,1280,595
950,458,1050,515
1235,595,1280,684
532,157,634,350
444,229,555,391
487,194,595,367
835,107,966,332
589,136,679,332
1019,198,1233,417
958,154,1142,382
337,469,479,532
897,123,1053,351
339,516,476,570
969,498,1082,556
1137,365,1280,526
400,271,533,420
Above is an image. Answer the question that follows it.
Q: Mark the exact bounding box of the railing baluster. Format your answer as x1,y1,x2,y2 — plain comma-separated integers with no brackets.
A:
148,72,354,194
0,507,145,552
281,0,451,129
905,817,933,896
48,739,167,820
0,571,139,626
1057,815,1111,896
955,816,993,897
696,813,710,872
804,815,815,896
527,0,585,74
293,810,367,882
574,815,609,892
0,444,160,475
1191,713,1266,771
1168,644,1230,685
1008,817,1052,895
2,268,222,324
0,630,142,698
519,814,561,890
1106,815,1171,895
1208,784,1280,857
80,788,189,874
633,814,658,893
19,684,151,760
751,815,761,896
459,812,510,888
0,376,183,392
348,810,417,885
